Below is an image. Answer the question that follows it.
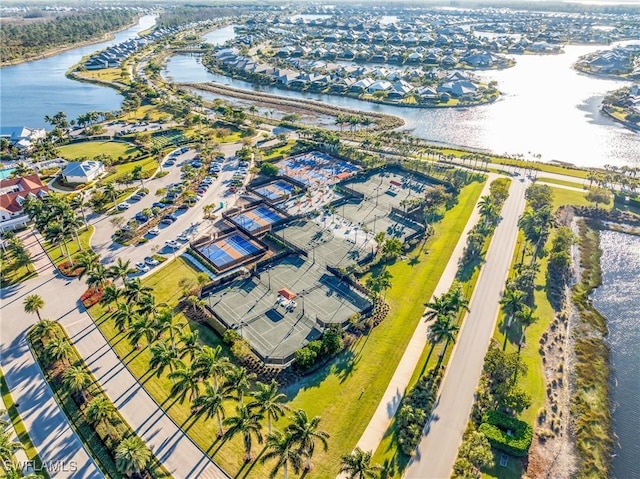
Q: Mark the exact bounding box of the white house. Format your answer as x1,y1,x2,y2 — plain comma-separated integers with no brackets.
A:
0,126,46,150
62,161,105,184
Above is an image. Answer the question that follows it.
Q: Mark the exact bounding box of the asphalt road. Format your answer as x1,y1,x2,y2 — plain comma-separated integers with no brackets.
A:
405,178,528,479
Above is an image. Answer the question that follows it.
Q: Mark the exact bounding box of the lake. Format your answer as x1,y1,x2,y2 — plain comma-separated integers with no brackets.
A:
591,230,640,479
0,15,157,129
163,43,640,168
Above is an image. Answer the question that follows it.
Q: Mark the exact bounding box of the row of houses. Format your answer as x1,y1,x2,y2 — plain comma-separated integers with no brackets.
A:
215,49,484,101
577,46,640,79
84,25,183,70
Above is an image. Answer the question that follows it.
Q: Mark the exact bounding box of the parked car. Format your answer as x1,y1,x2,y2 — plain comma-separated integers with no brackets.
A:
130,194,142,202
152,202,167,209
135,213,149,223
135,262,149,273
177,232,191,242
148,227,160,236
165,240,180,249
166,213,178,221
144,256,159,266
117,202,130,210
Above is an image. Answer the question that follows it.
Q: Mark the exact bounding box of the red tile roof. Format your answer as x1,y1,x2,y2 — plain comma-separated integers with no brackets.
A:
0,174,48,214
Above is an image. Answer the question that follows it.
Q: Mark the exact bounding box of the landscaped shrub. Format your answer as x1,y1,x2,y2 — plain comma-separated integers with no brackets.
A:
478,410,533,457
294,347,317,369
397,367,442,456
81,286,104,308
58,260,83,277
294,327,346,371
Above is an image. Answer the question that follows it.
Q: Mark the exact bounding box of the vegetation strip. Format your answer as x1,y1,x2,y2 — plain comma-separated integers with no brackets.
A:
27,321,171,479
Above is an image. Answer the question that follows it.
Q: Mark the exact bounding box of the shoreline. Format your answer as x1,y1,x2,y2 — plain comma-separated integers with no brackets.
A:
0,17,142,69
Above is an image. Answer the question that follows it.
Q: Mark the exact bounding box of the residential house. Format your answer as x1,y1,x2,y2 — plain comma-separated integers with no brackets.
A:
0,126,46,150
0,174,48,231
62,161,105,184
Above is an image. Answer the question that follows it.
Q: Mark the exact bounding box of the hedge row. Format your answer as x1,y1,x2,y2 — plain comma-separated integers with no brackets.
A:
397,367,442,456
478,410,533,457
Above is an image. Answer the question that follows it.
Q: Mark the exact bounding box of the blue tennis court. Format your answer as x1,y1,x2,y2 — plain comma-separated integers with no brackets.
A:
196,233,264,270
230,205,286,232
254,180,296,201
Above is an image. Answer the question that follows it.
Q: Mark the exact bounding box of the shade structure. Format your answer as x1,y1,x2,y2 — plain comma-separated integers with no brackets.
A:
278,288,296,300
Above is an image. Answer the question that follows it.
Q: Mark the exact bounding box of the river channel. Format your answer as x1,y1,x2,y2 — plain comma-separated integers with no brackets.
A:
590,230,640,479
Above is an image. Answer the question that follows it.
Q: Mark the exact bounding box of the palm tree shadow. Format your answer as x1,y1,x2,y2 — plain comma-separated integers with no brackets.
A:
335,349,361,384
408,255,420,266
237,447,267,478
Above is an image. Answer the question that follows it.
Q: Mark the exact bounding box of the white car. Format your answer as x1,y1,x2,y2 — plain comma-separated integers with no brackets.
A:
144,256,160,266
117,202,130,210
135,261,149,272
148,227,160,236
165,240,180,249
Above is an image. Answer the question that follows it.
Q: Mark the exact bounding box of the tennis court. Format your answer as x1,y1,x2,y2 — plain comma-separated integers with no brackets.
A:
195,233,265,270
229,204,287,233
341,170,435,212
206,253,371,361
254,179,297,202
276,151,360,186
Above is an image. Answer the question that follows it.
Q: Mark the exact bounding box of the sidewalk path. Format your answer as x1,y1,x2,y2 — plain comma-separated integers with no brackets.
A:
1,235,101,479
405,179,528,478
1,232,228,479
352,175,495,456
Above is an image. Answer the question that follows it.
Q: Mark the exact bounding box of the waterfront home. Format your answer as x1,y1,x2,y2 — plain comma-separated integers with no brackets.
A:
0,174,48,231
0,126,46,150
62,161,105,184
437,80,479,98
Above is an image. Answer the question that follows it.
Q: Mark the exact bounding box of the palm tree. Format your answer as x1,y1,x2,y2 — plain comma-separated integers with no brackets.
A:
100,284,122,312
339,447,382,479
225,366,256,404
500,287,526,350
103,183,118,208
31,319,57,342
75,250,100,280
223,405,264,462
62,366,92,403
86,263,108,290
123,278,153,304
286,409,329,471
156,310,182,348
23,294,44,321
249,380,289,435
109,258,136,286
261,430,302,479
114,302,138,333
127,315,156,349
44,337,72,366
193,345,230,385
136,294,166,319
192,381,232,437
168,364,200,404
178,330,200,361
115,436,151,478
86,396,116,438
515,305,538,333
430,316,460,364
149,341,181,379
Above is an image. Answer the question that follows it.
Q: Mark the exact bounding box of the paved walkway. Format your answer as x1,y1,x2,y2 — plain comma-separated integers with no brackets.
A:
1,235,101,479
1,231,228,479
351,177,496,458
406,179,528,478
0,383,37,476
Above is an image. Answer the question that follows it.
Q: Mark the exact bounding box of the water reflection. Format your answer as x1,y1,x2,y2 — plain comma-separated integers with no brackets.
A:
164,44,639,168
591,230,640,479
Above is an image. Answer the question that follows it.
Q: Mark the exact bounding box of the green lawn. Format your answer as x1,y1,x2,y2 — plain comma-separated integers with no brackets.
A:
261,140,297,160
105,157,159,184
550,186,603,212
43,225,94,266
0,249,37,287
88,181,485,478
537,177,585,190
57,141,141,161
0,369,49,478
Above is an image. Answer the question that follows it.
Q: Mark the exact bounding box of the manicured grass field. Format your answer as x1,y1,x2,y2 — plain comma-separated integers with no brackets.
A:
105,157,159,184
0,249,37,287
43,225,94,266
78,67,126,83
261,140,297,160
89,181,485,478
57,141,141,161
0,370,49,477
537,177,585,190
